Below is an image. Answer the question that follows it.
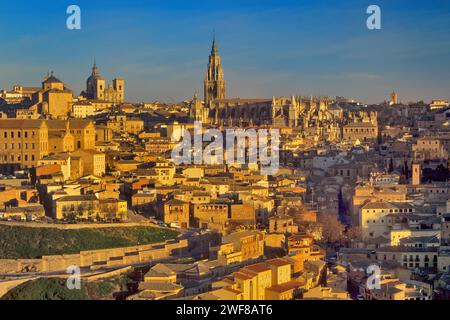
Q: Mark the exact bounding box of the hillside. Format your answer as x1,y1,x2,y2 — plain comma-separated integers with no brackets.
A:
0,225,180,259
1,275,134,300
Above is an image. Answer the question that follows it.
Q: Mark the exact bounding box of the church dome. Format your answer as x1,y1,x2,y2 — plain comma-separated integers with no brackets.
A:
87,62,104,82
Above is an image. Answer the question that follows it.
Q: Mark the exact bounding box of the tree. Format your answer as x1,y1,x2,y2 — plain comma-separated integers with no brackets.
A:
404,160,409,180
337,188,347,224
388,158,394,173
317,213,345,244
346,226,363,242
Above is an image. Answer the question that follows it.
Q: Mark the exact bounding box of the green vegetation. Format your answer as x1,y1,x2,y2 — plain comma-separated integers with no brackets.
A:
0,225,180,259
1,275,136,300
1,278,89,300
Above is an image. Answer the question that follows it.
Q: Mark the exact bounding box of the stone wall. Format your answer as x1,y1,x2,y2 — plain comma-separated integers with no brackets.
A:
0,221,154,230
0,239,190,274
0,277,37,298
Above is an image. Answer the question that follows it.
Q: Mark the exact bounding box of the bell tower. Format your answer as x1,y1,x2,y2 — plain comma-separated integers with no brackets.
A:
204,34,225,105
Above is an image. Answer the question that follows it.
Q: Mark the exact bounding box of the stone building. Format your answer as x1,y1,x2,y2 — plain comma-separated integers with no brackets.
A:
342,111,378,142
83,62,125,104
31,72,74,119
46,119,96,152
0,118,96,173
204,36,225,103
0,119,49,172
163,199,190,228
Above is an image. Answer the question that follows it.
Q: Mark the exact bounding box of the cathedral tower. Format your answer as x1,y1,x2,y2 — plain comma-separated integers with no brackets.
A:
204,35,225,104
86,62,105,100
113,78,125,102
85,62,125,103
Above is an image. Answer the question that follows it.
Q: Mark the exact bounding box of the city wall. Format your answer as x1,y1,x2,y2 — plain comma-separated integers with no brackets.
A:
0,221,158,230
0,239,189,274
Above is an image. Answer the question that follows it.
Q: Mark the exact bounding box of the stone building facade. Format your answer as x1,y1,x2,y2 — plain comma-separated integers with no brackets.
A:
83,63,125,104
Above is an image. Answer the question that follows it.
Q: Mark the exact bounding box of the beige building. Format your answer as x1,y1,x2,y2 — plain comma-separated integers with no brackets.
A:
303,286,350,300
361,202,415,239
71,149,106,176
210,230,264,265
269,215,298,234
107,115,144,135
211,258,301,300
0,119,49,172
412,136,450,161
72,101,95,118
53,194,98,220
343,122,378,142
193,203,229,231
31,73,74,119
38,154,71,181
54,195,127,221
46,119,96,152
163,199,190,228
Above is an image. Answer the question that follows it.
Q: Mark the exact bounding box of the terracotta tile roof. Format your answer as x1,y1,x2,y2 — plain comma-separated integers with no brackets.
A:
243,263,271,274
267,258,291,267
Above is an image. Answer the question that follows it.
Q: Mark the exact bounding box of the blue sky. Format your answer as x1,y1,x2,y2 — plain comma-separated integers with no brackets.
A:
0,0,449,103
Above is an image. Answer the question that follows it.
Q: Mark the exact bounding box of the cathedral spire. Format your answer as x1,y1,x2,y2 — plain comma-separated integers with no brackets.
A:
211,32,218,55
204,33,225,104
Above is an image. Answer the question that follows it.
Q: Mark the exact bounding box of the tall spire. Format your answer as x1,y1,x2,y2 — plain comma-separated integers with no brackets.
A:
204,32,225,104
211,31,218,55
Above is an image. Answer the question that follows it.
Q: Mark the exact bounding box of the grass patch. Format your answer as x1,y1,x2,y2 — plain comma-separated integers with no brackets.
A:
0,225,180,259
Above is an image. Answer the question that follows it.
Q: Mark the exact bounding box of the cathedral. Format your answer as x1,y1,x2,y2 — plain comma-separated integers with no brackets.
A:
190,36,377,143
82,62,125,104
194,38,340,129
